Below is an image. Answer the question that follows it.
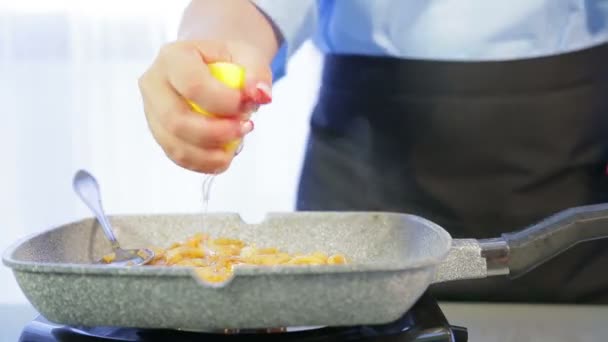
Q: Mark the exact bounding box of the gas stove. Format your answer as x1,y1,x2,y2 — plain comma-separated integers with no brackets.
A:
18,292,466,341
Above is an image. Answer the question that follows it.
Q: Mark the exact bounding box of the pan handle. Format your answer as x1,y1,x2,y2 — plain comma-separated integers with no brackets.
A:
497,203,608,279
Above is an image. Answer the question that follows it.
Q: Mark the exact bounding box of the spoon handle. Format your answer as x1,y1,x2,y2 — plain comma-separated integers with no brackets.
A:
73,170,120,250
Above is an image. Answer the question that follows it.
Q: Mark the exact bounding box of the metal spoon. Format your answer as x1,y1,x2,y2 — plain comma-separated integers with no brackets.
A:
72,169,154,266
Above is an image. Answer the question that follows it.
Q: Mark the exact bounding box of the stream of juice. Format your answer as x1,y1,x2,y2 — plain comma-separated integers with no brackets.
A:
200,140,243,231
201,174,215,231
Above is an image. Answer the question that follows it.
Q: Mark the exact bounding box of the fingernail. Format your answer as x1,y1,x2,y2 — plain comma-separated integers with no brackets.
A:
243,110,254,121
255,83,272,104
241,120,254,135
242,102,260,115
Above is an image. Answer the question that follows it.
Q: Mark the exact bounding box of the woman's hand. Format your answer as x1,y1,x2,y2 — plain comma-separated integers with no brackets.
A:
138,40,272,173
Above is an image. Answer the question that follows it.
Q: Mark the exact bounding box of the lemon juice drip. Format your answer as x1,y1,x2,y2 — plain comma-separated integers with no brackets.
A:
201,174,215,229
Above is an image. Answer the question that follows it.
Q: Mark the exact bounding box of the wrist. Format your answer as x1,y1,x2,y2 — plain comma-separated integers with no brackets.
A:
178,0,279,65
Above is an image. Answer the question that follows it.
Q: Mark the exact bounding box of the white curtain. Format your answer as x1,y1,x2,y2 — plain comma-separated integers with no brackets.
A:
0,0,321,305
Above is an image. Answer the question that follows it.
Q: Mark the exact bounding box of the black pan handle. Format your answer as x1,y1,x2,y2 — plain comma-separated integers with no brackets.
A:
502,203,608,279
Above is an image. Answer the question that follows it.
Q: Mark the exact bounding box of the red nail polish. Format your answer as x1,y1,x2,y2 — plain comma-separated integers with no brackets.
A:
241,120,254,134
255,83,272,104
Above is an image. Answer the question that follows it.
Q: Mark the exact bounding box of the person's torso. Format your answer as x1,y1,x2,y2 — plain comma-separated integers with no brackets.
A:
298,44,608,303
312,0,608,61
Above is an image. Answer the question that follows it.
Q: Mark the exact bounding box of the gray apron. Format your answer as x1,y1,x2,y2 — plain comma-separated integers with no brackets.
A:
297,43,608,303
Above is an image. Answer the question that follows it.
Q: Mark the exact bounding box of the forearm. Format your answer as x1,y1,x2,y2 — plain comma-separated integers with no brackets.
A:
178,0,280,65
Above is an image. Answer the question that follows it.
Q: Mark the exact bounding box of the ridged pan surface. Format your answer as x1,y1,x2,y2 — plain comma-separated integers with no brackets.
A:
3,212,451,331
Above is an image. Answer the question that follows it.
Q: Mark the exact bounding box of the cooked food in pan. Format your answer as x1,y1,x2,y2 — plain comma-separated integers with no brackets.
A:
102,233,347,283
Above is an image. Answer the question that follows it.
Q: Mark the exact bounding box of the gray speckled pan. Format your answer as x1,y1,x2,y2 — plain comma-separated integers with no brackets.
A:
4,204,608,331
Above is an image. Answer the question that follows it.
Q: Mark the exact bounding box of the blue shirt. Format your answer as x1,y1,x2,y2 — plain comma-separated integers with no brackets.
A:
253,0,608,80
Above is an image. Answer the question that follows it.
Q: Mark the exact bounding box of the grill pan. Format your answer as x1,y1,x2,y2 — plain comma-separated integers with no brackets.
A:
3,203,608,331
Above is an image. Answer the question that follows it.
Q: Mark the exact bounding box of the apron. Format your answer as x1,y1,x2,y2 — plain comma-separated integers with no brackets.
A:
296,43,608,304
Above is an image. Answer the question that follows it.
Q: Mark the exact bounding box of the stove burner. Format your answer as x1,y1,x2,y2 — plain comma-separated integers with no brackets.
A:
220,327,288,334
218,326,322,334
19,293,467,341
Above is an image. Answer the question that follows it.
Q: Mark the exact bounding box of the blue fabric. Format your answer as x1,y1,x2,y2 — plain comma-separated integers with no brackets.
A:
253,0,608,80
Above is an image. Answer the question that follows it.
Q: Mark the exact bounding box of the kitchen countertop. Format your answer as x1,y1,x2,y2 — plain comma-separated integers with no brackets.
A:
440,302,608,342
1,302,607,342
